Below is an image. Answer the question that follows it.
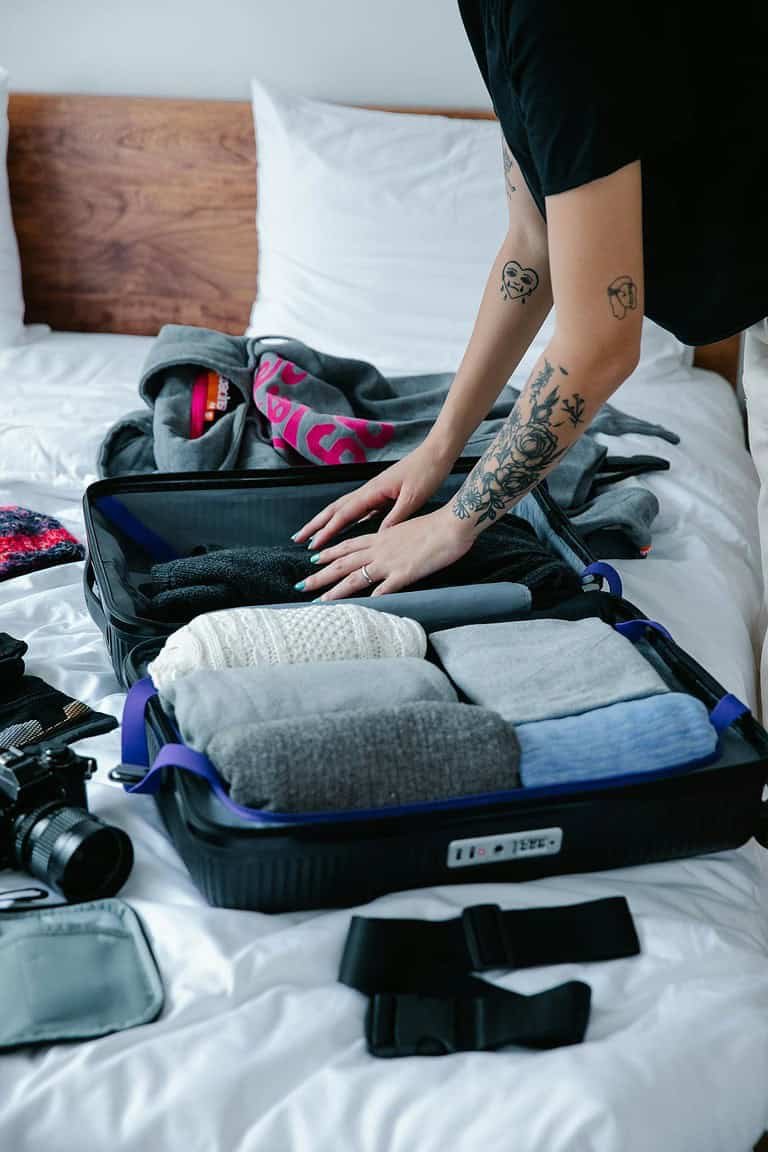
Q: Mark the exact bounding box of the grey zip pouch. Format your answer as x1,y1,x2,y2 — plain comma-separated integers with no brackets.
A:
0,898,163,1048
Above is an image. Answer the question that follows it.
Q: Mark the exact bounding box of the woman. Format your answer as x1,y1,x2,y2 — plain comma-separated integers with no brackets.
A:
293,3,768,622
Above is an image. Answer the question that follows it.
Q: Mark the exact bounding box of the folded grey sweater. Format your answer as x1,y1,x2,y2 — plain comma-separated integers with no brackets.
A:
207,702,521,812
162,657,458,752
429,617,670,725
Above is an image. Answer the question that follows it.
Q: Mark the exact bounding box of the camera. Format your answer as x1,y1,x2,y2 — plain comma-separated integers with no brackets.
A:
0,744,133,900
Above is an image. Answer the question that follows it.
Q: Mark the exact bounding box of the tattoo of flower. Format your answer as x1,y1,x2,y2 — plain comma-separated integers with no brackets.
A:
561,393,585,427
452,359,569,526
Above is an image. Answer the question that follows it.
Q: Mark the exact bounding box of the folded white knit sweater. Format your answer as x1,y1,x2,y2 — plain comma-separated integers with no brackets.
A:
147,603,427,692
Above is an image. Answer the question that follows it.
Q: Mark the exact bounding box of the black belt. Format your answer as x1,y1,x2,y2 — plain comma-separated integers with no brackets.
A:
340,897,639,1058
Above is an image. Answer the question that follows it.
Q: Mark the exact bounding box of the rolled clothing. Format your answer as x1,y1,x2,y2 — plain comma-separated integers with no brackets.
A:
267,582,532,633
147,603,427,692
518,693,718,788
144,510,580,618
206,701,522,812
429,616,670,725
162,657,458,751
268,587,622,634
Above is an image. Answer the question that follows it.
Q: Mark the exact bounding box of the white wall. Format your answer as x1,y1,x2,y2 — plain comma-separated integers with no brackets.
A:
0,0,492,107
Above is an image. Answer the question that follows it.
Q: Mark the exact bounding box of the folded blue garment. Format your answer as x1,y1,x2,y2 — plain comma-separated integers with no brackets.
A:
518,692,718,788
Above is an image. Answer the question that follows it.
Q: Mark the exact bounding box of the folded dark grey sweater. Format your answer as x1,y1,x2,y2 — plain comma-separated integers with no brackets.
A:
206,701,521,812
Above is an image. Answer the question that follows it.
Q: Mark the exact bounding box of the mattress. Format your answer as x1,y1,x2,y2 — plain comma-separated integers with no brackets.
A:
1,327,767,1152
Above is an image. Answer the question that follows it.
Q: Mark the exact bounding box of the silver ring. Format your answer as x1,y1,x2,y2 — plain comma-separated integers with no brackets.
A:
360,564,375,586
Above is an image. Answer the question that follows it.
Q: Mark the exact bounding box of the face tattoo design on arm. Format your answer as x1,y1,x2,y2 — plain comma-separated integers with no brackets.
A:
607,275,638,319
500,260,540,304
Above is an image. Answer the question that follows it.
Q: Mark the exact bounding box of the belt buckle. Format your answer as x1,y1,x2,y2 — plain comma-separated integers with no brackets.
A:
367,992,459,1058
462,903,512,971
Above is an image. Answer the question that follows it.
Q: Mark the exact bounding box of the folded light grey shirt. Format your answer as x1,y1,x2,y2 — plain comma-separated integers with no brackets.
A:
429,617,670,725
206,701,521,812
161,657,458,752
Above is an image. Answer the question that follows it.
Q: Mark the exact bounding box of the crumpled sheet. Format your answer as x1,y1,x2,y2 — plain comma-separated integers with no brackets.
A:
0,328,766,1152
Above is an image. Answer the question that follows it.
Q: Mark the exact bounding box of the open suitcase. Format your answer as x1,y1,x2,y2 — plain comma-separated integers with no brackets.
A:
83,463,768,912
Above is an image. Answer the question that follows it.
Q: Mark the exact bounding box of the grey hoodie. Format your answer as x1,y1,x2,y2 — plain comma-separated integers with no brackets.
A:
98,325,678,556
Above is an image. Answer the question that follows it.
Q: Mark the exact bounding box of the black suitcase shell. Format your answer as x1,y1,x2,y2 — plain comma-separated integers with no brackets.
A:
84,466,768,912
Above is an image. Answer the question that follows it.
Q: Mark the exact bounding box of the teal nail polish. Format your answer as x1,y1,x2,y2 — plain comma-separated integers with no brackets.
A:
309,554,321,564
294,580,306,591
290,532,300,542
307,535,316,549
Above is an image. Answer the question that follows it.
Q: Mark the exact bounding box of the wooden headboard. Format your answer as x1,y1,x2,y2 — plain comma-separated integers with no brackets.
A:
6,92,740,384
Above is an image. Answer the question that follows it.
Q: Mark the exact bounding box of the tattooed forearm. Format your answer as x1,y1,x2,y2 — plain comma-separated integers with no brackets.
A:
500,260,539,304
453,358,581,526
607,275,638,319
501,136,517,198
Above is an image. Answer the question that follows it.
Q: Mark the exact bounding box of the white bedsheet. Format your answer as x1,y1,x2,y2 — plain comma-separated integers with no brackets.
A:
1,328,767,1152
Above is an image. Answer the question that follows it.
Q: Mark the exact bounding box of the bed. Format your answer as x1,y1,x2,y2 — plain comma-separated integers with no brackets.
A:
1,92,768,1152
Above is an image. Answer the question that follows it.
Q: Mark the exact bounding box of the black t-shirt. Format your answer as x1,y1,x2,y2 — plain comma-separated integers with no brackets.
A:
458,0,768,345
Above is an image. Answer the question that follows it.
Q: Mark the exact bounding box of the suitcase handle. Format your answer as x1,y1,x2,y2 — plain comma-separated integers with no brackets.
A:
83,556,107,635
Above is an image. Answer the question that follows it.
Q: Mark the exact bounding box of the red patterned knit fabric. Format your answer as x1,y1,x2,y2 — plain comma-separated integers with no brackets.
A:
0,507,84,580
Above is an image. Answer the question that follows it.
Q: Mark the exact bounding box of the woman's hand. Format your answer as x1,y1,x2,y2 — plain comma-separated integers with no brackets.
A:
291,440,456,552
296,505,478,600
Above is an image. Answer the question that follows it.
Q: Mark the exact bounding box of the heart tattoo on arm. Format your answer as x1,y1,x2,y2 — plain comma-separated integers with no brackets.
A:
500,260,540,304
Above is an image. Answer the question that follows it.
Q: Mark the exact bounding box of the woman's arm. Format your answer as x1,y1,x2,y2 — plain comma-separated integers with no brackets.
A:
425,139,553,463
451,160,643,531
301,160,644,600
293,136,551,549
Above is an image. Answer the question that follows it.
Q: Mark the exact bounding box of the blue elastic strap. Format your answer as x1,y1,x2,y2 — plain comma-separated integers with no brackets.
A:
97,496,180,563
582,561,623,598
615,618,674,643
119,679,271,818
120,677,159,775
708,693,750,735
128,743,219,798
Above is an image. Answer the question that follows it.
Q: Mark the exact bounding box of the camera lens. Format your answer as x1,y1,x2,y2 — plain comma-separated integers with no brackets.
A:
14,805,134,901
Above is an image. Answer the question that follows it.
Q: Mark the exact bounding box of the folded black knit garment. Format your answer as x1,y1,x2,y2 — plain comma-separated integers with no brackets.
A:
409,514,582,608
146,511,581,620
0,672,117,750
0,633,27,689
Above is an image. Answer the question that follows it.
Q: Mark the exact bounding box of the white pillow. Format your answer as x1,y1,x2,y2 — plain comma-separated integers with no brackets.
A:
248,80,685,378
0,68,24,346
